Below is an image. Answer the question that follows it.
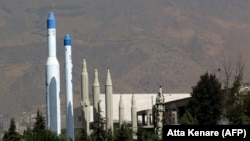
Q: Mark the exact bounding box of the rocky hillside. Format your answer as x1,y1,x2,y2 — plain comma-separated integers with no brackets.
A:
0,0,250,117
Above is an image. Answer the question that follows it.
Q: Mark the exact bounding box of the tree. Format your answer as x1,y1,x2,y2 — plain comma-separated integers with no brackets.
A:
187,72,223,125
242,92,250,119
2,118,21,141
33,109,46,132
105,129,113,141
91,100,105,141
221,54,248,124
22,108,67,141
75,128,91,141
23,125,33,136
179,111,197,125
136,124,153,141
22,129,67,141
221,56,233,115
226,75,245,124
241,113,250,124
150,134,161,141
114,123,132,141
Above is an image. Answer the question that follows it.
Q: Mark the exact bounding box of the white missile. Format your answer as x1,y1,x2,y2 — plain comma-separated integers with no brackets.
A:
131,94,137,140
46,11,61,134
93,68,100,122
81,58,90,135
64,34,74,140
105,68,113,133
119,94,124,127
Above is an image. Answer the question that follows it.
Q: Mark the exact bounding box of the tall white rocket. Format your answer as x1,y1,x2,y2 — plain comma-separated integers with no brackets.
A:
93,68,100,122
119,94,124,127
46,11,61,134
105,68,113,133
64,34,74,140
131,94,137,140
81,58,90,135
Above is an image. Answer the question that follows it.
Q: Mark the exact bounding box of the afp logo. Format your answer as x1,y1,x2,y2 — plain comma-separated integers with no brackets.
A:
222,129,246,138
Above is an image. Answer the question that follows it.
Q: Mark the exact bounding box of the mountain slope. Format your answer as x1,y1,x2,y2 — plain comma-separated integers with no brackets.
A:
0,0,250,117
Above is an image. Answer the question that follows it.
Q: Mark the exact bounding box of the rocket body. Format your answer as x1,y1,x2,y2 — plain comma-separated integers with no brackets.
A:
64,34,74,140
81,59,90,135
131,94,137,140
93,68,100,122
46,12,61,134
119,94,124,127
105,69,113,133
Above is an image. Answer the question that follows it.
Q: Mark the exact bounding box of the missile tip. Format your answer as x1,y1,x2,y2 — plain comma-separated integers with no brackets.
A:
48,12,55,19
64,34,71,46
47,12,56,29
94,67,98,72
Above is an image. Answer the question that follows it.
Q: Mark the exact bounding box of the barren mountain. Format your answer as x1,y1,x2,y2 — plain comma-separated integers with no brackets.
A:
0,0,250,117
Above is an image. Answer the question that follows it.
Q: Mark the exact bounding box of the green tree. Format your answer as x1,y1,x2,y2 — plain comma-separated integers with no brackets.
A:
220,54,250,124
225,60,246,124
226,86,250,125
22,129,67,141
226,84,244,124
136,124,153,141
75,128,91,141
22,108,67,141
33,109,46,132
150,134,161,141
187,72,223,125
179,111,197,125
241,113,250,124
91,100,105,141
242,93,250,120
114,123,132,141
2,118,21,141
22,125,33,136
105,129,113,141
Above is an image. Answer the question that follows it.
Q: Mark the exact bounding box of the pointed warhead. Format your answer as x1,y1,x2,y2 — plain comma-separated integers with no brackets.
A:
132,93,136,106
64,34,71,46
93,68,100,87
82,58,87,73
156,85,164,103
159,85,163,96
119,94,124,108
105,68,112,86
47,12,56,29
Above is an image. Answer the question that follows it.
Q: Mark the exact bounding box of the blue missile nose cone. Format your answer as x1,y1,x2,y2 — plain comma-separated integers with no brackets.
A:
47,12,56,29
64,34,71,46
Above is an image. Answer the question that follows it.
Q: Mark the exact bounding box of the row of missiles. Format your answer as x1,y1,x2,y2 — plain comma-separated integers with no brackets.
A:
45,11,139,140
